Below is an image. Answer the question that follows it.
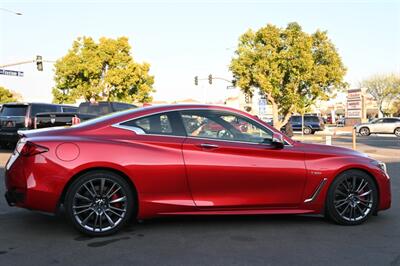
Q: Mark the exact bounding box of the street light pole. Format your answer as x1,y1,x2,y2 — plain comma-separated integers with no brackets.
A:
0,8,23,15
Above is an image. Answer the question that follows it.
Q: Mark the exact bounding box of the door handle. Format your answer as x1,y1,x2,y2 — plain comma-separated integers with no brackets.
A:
198,143,219,149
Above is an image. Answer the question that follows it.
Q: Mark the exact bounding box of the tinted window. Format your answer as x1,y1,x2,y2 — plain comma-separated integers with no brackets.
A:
62,106,78,112
1,105,28,116
291,116,301,122
31,104,58,116
383,118,398,123
112,102,135,112
122,113,173,135
79,103,112,115
304,116,320,123
181,110,272,144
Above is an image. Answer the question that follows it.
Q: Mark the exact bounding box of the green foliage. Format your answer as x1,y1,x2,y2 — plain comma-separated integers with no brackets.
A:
361,73,400,116
0,86,17,103
53,36,155,104
230,22,347,129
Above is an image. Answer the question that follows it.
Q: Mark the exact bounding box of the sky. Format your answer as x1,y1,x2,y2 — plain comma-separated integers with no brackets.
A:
0,0,399,104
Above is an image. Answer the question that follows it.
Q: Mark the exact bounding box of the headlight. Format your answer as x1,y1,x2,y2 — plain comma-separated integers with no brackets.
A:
371,160,389,178
377,161,388,176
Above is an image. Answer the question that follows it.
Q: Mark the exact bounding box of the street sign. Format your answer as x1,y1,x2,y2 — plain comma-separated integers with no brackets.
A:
346,89,362,118
258,98,267,115
0,69,24,77
347,109,362,118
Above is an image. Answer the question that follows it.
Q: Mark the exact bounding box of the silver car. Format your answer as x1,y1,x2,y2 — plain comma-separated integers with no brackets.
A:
355,117,400,137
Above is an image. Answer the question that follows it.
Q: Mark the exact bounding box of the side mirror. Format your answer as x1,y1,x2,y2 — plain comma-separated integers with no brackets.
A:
271,132,284,149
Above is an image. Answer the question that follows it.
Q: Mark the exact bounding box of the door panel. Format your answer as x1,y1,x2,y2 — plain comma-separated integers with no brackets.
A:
182,138,307,209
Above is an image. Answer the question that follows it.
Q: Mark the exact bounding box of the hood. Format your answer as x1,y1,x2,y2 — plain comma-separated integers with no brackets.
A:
295,142,368,158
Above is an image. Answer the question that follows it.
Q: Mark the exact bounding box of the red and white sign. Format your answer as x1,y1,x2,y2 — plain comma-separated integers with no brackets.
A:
347,89,362,101
347,109,362,118
347,100,361,110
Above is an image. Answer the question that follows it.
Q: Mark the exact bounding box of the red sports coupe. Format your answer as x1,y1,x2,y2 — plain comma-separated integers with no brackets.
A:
5,105,391,236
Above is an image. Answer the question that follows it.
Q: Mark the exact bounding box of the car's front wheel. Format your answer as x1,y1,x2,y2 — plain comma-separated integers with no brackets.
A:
303,127,312,135
359,127,370,136
394,127,400,137
65,170,135,236
326,170,378,225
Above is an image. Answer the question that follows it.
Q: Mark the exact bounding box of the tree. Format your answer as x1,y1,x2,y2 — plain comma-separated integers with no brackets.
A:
361,73,400,117
53,36,155,104
0,86,17,103
230,22,347,129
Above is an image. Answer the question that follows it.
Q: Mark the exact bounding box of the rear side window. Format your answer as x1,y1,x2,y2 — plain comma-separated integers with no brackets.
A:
0,105,28,116
30,104,58,116
122,113,173,135
304,116,320,123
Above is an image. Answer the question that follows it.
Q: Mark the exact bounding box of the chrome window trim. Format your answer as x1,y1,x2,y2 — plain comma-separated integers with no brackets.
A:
112,124,146,135
111,108,293,146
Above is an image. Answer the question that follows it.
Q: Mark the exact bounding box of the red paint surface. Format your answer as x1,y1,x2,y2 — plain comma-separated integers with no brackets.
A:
5,104,391,218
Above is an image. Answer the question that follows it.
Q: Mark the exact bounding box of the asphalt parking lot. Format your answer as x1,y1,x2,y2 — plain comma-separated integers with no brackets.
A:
0,136,399,266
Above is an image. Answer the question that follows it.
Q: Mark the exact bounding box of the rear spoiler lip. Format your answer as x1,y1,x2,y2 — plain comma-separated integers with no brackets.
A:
17,130,28,138
17,126,69,139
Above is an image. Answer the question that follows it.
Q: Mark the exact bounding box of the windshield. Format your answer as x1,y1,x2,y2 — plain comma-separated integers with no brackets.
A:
0,105,28,116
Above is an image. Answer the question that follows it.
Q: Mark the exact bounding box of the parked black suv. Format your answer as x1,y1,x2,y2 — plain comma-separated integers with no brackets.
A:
34,101,137,129
0,103,76,147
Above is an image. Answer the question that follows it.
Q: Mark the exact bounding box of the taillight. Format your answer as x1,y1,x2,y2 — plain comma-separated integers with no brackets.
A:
24,117,32,128
16,140,48,157
72,116,81,125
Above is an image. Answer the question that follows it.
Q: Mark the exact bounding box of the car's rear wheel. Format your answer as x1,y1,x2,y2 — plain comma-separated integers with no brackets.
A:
359,127,370,136
394,127,400,137
326,170,378,225
65,170,135,236
303,127,312,135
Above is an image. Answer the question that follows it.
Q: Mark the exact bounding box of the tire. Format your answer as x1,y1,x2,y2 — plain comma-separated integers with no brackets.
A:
326,169,378,225
65,170,135,236
303,127,312,135
394,127,400,137
359,127,370,136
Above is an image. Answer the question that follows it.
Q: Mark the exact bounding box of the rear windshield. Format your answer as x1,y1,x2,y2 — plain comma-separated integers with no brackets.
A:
79,103,112,115
30,104,59,115
0,105,28,116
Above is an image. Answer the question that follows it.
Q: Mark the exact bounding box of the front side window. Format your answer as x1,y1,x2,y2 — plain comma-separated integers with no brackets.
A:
121,113,173,135
180,111,272,144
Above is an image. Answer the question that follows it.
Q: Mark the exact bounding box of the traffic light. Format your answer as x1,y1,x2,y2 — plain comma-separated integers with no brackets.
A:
36,55,43,71
208,74,212,85
194,76,198,86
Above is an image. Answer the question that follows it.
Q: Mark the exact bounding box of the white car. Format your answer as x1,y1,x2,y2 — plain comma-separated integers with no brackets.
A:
355,117,400,137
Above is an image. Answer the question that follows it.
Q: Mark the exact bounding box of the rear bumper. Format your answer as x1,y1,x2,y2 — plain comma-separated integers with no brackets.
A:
0,131,20,143
5,152,66,213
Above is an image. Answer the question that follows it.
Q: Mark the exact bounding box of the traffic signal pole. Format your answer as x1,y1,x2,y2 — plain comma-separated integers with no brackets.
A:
0,57,55,70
